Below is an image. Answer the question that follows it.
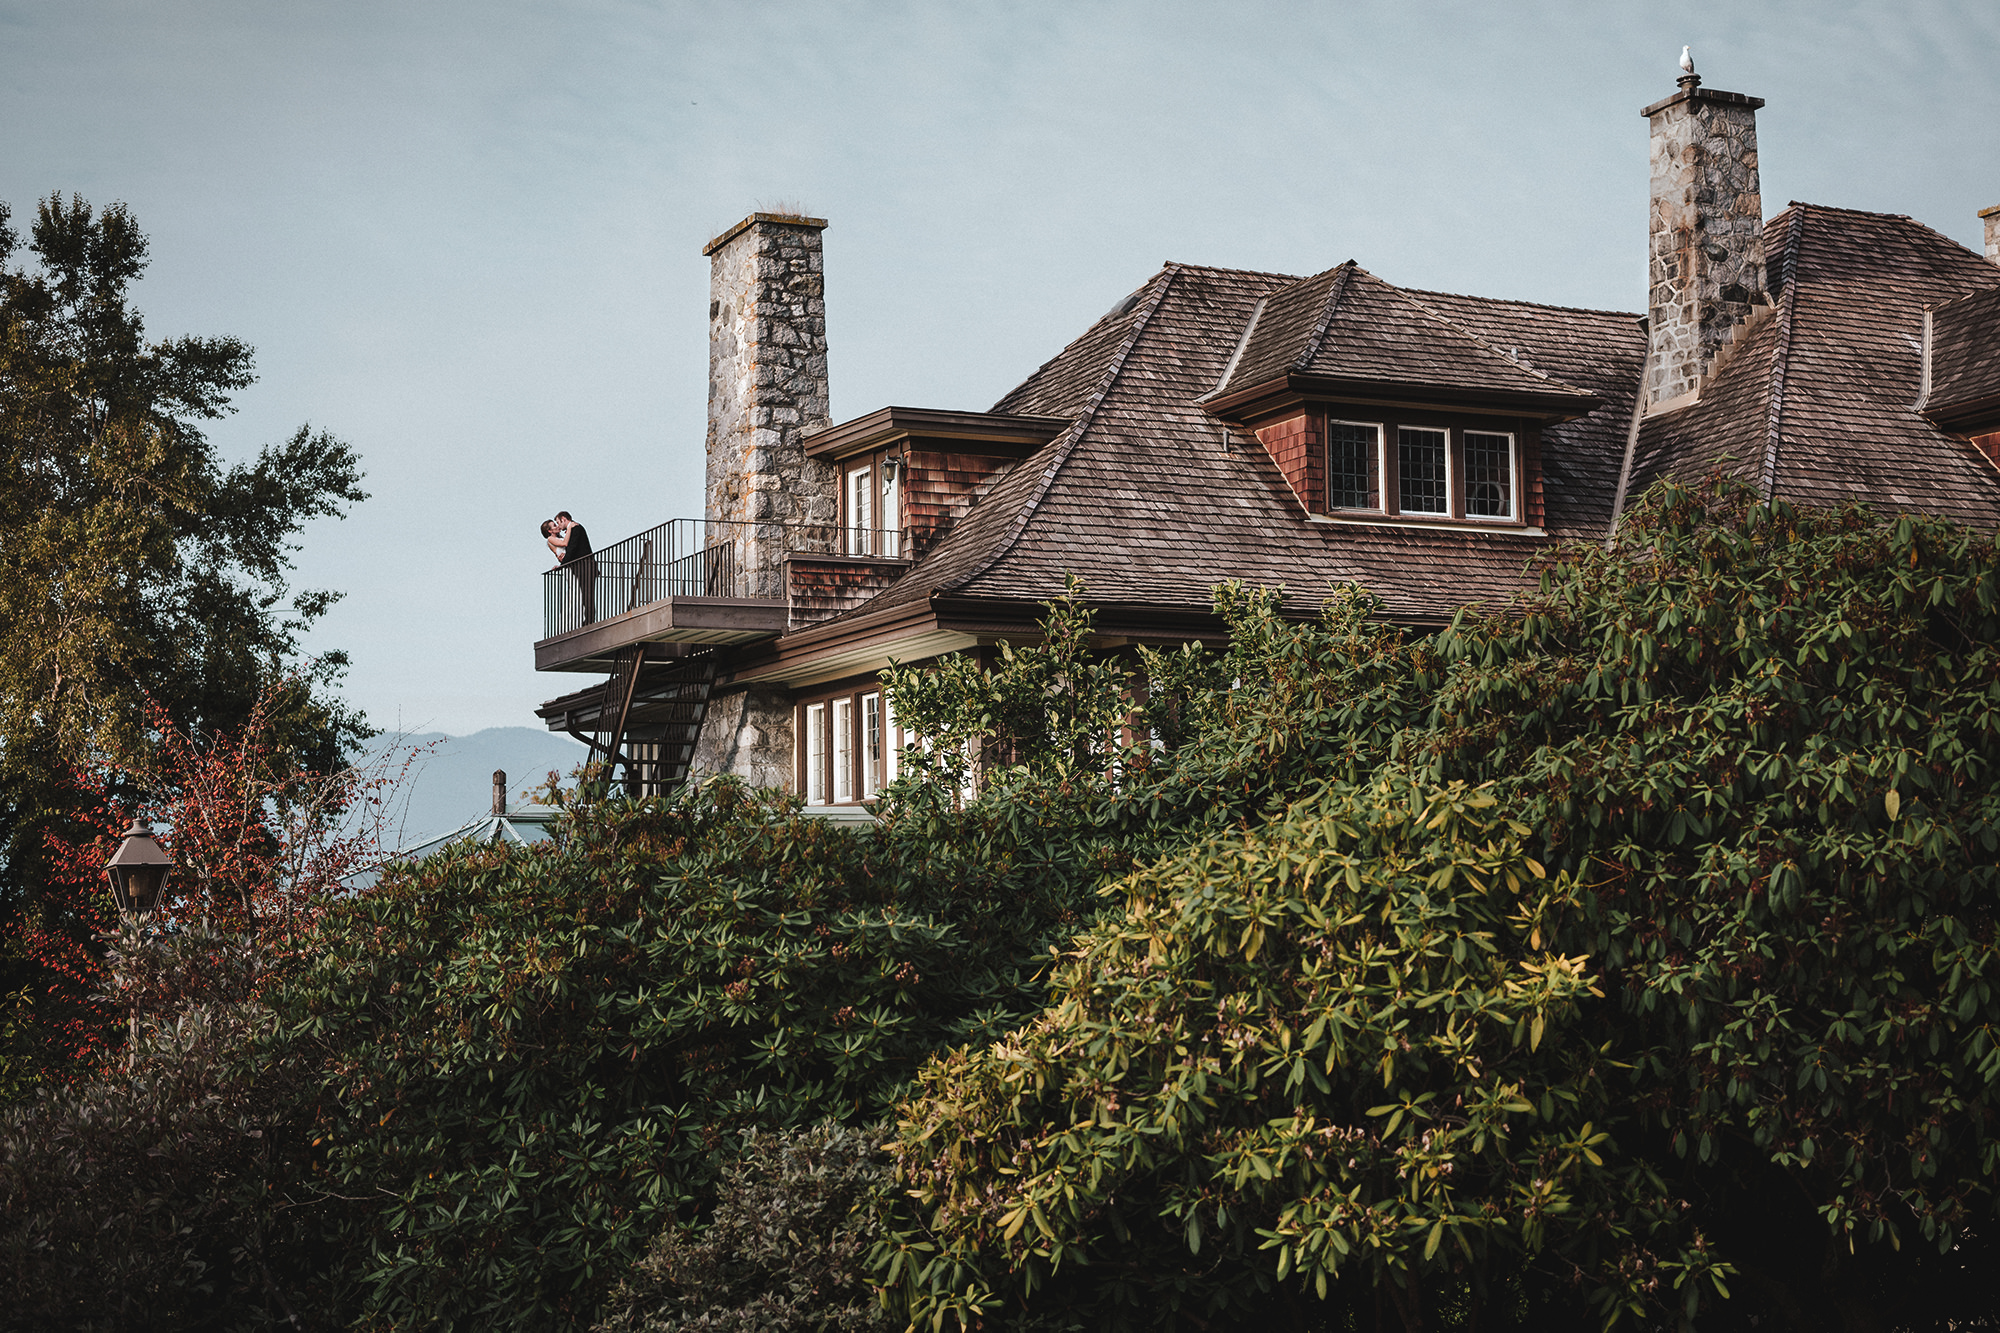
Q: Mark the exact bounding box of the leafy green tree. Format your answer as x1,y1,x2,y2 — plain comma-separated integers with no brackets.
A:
592,1122,897,1333
882,482,2000,1331
883,777,1707,1332
252,771,1126,1331
0,193,367,1080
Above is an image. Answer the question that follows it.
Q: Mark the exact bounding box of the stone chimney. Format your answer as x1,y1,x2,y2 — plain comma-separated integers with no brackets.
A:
1642,63,1768,408
1981,204,2000,267
703,213,838,597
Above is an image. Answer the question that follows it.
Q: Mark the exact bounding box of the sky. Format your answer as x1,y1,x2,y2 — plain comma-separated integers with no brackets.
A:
4,0,1998,736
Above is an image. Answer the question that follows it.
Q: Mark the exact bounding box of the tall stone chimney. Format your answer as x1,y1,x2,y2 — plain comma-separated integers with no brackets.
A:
689,212,835,792
1980,204,2000,267
1642,65,1767,408
702,213,838,597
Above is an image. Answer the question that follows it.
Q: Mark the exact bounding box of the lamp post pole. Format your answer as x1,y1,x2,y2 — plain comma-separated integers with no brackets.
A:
103,818,174,1069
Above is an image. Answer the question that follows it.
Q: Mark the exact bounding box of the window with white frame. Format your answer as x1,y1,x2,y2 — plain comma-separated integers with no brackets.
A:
832,698,853,802
805,704,828,805
1323,414,1525,525
846,466,873,555
879,464,901,557
862,692,883,793
1327,421,1383,510
799,686,906,804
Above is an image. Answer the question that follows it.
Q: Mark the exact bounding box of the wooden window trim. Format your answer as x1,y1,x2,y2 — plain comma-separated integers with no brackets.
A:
1319,409,1531,528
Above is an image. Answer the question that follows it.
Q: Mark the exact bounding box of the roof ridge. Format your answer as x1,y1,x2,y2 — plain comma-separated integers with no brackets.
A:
1781,200,1915,222
951,264,1183,595
1292,262,1357,371
1163,259,1307,283
1205,294,1268,400
1759,206,1807,501
1398,286,1644,320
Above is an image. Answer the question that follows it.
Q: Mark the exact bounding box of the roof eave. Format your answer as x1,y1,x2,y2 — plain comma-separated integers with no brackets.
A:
1921,393,2000,434
801,406,1072,461
1201,373,1601,424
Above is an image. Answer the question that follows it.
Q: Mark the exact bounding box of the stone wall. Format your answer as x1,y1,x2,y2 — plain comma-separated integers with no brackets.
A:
687,684,795,790
1982,205,2000,268
1644,79,1768,408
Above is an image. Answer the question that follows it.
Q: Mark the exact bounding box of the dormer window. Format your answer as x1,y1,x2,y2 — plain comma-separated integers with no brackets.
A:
846,464,874,553
840,453,902,557
1462,431,1516,519
1397,427,1450,514
1280,410,1529,525
1328,421,1384,511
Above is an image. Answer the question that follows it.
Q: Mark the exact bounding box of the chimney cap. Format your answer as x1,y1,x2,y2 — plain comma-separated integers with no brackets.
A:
1641,85,1765,118
703,212,830,257
1978,204,2000,220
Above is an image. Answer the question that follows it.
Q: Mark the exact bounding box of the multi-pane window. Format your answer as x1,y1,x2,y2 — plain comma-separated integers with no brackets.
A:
846,467,874,555
842,454,905,557
1322,416,1523,524
862,693,883,793
883,695,900,784
801,688,905,804
1461,431,1515,519
1397,427,1449,514
832,699,854,802
805,704,828,804
1327,421,1382,510
879,465,901,557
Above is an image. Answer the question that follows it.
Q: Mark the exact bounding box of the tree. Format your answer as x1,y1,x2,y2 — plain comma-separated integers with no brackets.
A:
881,482,2000,1330
0,193,368,1082
0,688,404,1331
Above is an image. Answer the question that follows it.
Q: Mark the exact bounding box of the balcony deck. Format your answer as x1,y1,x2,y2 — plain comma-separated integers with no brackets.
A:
535,597,786,671
534,517,905,673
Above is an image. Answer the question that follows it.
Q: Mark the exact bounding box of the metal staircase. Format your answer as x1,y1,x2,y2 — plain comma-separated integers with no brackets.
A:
535,647,719,797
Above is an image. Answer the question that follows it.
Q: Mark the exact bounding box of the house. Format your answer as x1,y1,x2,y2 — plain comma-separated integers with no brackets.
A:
531,63,2000,814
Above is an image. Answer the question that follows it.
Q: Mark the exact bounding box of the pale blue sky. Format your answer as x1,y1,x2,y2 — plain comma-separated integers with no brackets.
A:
4,0,1996,735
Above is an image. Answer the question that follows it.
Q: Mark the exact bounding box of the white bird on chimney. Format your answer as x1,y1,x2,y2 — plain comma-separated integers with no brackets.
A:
1680,46,1696,75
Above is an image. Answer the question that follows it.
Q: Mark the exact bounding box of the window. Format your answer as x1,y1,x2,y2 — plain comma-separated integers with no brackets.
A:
846,466,873,555
863,692,883,794
880,462,901,557
805,704,828,805
885,695,901,784
1327,421,1382,510
799,687,907,804
1461,431,1515,519
832,698,853,801
1397,427,1449,515
1320,414,1523,524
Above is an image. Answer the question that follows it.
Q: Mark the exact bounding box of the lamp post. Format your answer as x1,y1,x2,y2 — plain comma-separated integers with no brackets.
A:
103,818,173,1065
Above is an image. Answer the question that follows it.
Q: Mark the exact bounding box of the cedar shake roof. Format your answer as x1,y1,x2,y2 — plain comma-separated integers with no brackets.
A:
841,262,1640,629
1214,262,1603,414
1924,285,2000,430
1630,204,2000,525
805,204,2000,651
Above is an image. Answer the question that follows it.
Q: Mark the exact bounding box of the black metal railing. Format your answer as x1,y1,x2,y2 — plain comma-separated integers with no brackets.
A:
541,518,906,640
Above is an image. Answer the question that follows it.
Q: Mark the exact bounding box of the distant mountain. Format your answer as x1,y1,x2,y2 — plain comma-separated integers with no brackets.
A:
361,727,590,849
